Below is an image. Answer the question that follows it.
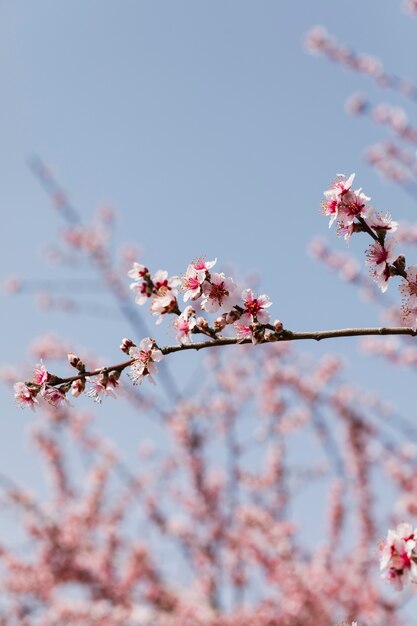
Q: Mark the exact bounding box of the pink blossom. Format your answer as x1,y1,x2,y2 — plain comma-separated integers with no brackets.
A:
150,270,181,323
41,385,69,408
86,381,117,403
14,382,39,410
365,239,397,292
400,266,417,308
33,360,50,385
322,173,356,227
380,522,417,590
152,269,181,294
129,280,153,305
182,265,206,302
234,313,254,343
201,272,237,313
127,262,149,281
150,292,177,324
181,258,217,302
174,306,196,344
128,262,153,305
400,267,417,329
192,257,217,272
241,289,272,323
128,338,163,385
322,174,371,236
337,187,370,227
366,207,398,234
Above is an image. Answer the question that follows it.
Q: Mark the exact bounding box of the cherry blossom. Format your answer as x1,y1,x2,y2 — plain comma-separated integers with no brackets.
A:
128,338,163,385
192,256,217,272
201,272,237,313
13,381,39,410
234,313,254,343
365,239,398,292
380,522,417,590
182,257,217,302
41,385,69,408
86,377,118,403
182,265,207,302
174,305,197,344
241,289,272,323
33,360,50,385
322,173,356,227
366,207,398,235
127,261,149,282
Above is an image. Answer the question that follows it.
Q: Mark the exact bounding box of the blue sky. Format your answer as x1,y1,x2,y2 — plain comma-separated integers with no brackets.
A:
1,1,417,607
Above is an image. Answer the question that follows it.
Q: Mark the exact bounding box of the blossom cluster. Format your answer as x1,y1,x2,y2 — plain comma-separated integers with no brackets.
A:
380,522,417,590
322,174,417,327
14,257,279,408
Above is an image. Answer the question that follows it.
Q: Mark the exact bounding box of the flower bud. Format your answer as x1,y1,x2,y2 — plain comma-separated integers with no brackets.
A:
67,353,85,371
120,338,136,354
214,316,227,331
273,320,284,334
196,317,209,331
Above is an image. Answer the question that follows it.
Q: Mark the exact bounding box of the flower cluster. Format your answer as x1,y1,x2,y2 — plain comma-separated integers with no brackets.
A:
128,263,181,324
13,254,280,407
124,337,164,386
128,256,277,349
322,173,370,239
322,174,406,294
13,361,68,410
380,522,417,590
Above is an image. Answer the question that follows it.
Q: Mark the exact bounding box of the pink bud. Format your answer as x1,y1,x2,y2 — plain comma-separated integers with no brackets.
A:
121,338,136,354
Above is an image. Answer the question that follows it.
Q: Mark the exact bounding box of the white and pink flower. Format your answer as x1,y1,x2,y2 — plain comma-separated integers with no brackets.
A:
322,173,356,227
174,306,196,344
41,385,69,408
14,382,39,410
322,174,370,232
380,522,417,590
366,239,397,292
150,270,181,324
182,258,217,302
130,280,153,306
367,207,398,234
192,257,217,272
400,267,417,329
234,313,254,343
33,361,49,385
182,266,206,302
128,262,153,305
128,338,163,385
86,380,117,403
241,289,272,323
127,262,149,281
201,273,237,313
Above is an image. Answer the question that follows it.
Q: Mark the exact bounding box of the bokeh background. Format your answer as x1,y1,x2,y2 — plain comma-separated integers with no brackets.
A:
1,0,417,614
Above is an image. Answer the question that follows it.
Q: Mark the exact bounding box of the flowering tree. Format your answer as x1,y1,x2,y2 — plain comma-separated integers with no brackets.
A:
3,4,417,626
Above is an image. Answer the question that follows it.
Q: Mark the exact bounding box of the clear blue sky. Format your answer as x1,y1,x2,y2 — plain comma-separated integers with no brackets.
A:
1,0,416,606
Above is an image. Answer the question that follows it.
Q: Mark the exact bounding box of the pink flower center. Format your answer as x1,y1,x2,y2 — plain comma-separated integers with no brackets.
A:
245,298,262,316
194,258,206,270
209,281,229,304
184,276,200,290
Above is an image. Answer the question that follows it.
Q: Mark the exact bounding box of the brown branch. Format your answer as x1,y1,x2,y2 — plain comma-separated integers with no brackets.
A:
46,325,417,388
